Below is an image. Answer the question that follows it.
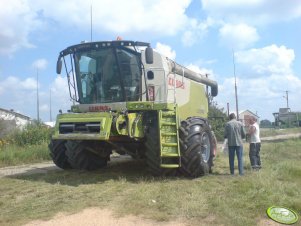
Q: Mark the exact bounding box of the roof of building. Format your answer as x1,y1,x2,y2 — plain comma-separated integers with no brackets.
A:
239,110,260,118
0,107,31,120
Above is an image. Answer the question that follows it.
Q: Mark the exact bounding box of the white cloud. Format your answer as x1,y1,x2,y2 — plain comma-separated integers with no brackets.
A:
0,74,71,121
32,0,191,36
32,59,48,70
0,76,37,117
155,42,176,60
0,0,39,56
40,104,49,112
217,75,300,121
50,75,72,113
219,23,259,49
0,0,194,55
235,45,295,76
0,76,36,91
217,44,301,120
181,17,216,47
201,0,301,25
186,64,215,80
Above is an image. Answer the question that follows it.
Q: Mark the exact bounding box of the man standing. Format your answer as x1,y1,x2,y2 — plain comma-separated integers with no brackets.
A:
248,116,261,170
224,113,246,175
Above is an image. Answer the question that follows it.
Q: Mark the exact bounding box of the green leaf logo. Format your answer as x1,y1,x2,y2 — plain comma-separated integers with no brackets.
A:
267,206,299,225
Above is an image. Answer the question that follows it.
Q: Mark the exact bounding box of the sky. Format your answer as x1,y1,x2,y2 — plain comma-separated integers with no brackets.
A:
0,0,301,122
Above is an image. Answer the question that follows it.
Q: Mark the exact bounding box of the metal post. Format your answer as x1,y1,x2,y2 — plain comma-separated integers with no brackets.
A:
232,50,239,120
36,69,40,122
50,88,52,121
285,90,289,108
227,102,230,117
90,4,93,42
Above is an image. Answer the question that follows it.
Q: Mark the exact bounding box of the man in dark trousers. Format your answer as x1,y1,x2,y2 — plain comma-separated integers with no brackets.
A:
224,113,246,175
248,116,261,170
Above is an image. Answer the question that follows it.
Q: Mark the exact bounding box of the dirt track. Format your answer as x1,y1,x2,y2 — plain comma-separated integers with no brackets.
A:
23,208,186,226
260,132,301,141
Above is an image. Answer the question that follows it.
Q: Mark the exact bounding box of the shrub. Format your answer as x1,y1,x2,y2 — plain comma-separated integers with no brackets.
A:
208,102,227,141
9,121,52,146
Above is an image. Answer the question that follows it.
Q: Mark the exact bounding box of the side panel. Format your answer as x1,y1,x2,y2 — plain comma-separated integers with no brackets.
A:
141,50,209,120
141,50,168,102
167,73,208,120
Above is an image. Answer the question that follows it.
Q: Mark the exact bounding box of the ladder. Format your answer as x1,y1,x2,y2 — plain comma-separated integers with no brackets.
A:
158,108,181,168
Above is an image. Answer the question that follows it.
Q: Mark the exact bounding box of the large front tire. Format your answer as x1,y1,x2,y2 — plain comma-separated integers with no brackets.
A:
65,140,110,170
49,139,71,169
179,117,214,177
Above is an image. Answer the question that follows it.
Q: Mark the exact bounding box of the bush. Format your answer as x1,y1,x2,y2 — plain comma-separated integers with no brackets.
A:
208,102,227,141
9,121,52,146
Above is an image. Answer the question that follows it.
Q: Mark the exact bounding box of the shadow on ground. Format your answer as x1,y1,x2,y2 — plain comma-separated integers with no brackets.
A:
7,156,187,186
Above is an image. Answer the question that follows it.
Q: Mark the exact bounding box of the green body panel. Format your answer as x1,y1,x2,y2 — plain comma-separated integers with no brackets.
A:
52,112,113,140
126,102,176,111
52,102,178,141
178,81,208,120
115,113,144,138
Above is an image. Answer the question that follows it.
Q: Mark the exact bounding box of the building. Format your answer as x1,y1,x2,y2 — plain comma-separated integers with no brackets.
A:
273,108,301,127
238,110,260,127
0,108,32,137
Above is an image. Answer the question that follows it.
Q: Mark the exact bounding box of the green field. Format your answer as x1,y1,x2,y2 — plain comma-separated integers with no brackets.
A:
0,138,300,226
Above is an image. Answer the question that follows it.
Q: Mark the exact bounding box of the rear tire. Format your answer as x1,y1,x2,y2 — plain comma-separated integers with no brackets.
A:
179,117,214,177
49,139,71,169
65,140,110,170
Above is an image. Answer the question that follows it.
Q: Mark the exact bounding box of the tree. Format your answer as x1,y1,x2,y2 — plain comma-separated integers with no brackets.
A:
260,119,272,128
208,101,228,141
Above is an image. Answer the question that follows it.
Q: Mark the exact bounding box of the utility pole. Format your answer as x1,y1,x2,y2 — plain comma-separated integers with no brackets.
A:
50,88,52,121
36,68,40,122
227,102,230,117
90,4,93,42
232,50,239,120
283,90,289,108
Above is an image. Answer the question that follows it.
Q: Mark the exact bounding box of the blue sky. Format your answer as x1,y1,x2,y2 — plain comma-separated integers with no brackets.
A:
1,0,301,122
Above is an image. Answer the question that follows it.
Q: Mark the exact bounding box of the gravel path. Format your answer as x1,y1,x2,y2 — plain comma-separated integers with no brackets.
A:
0,161,60,178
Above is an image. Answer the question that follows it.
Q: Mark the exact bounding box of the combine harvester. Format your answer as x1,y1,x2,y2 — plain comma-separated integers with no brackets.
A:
50,39,218,177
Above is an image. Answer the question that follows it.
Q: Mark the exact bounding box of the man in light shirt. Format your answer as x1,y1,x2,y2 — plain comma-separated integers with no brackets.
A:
248,116,261,170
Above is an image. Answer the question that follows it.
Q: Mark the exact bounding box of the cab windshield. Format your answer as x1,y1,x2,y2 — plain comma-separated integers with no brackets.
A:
75,47,141,104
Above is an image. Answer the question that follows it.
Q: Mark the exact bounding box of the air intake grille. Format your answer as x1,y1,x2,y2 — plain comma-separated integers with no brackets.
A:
59,122,101,134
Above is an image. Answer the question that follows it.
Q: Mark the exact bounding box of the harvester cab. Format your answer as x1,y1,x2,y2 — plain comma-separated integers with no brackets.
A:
50,40,218,177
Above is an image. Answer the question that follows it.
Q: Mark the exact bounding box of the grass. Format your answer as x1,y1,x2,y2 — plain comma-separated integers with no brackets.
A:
0,143,51,167
0,139,300,226
260,127,301,137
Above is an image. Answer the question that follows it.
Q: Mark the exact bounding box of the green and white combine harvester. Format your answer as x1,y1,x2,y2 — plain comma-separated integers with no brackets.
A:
50,40,218,177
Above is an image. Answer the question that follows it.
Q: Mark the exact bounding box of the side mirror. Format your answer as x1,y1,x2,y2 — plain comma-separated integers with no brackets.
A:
56,58,62,74
145,47,153,64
